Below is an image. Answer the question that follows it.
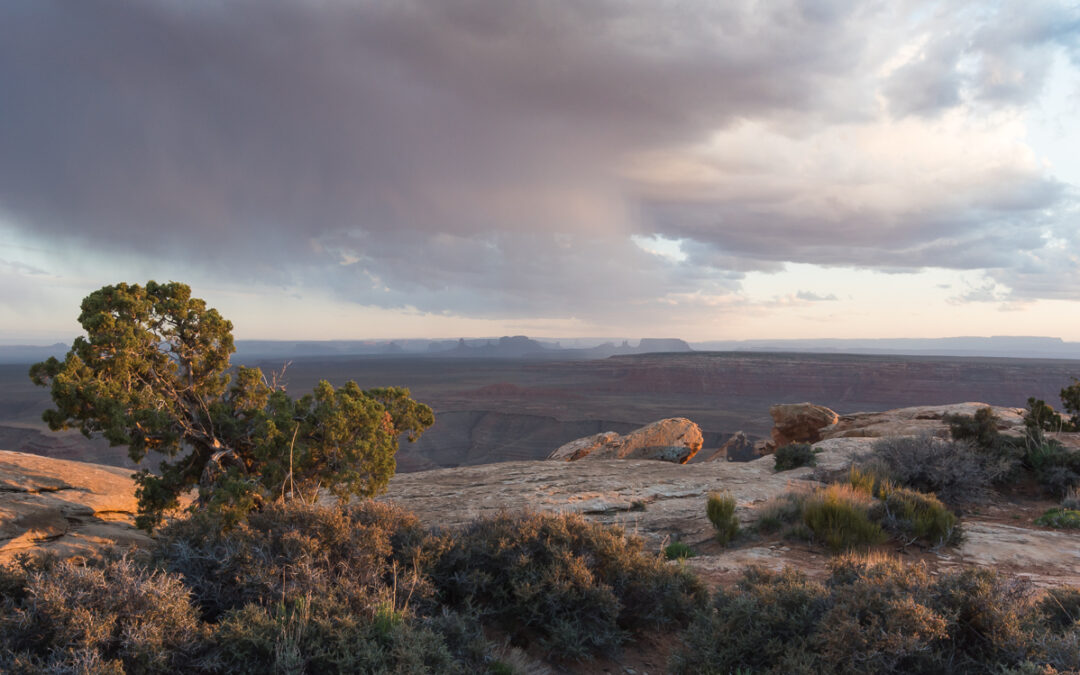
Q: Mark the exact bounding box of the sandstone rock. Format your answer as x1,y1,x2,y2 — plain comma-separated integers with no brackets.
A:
702,431,757,462
547,432,622,461
0,450,150,562
547,418,703,463
768,403,839,449
821,402,1026,440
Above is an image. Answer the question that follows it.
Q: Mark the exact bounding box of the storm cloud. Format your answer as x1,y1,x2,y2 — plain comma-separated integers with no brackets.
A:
1,0,1078,321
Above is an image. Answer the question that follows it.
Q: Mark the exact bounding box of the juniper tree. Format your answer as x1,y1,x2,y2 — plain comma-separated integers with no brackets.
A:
30,281,433,530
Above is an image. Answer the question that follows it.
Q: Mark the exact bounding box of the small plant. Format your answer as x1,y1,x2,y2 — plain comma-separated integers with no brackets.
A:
802,484,887,552
1062,487,1080,511
707,492,740,546
774,442,816,471
877,483,961,546
753,491,806,535
665,541,696,560
1035,508,1080,529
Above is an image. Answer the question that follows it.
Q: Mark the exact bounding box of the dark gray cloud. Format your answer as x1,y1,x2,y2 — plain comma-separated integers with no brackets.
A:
1,0,1078,318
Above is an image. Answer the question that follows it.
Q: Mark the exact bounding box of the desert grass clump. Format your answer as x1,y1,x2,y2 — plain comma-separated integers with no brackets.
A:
431,511,706,660
801,484,887,553
774,442,816,472
706,492,740,546
670,553,1080,674
877,484,961,547
753,491,807,535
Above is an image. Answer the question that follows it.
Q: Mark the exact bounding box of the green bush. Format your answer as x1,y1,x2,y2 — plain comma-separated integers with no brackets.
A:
665,541,695,560
802,484,887,553
430,511,706,660
707,492,740,546
877,484,961,547
671,554,1080,674
774,443,817,471
1035,508,1080,529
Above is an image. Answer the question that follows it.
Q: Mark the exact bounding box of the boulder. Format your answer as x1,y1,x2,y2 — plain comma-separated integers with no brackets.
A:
768,403,839,449
702,431,757,462
548,418,703,463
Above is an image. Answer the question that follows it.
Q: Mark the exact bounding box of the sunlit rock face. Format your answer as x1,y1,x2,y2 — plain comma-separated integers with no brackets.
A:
0,450,150,562
768,402,840,449
548,418,703,463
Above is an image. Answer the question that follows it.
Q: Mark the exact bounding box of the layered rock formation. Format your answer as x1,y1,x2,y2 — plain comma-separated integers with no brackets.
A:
820,402,1025,439
0,450,149,561
547,417,703,463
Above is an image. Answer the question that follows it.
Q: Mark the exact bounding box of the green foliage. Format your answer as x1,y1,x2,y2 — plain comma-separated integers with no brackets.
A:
946,407,1080,499
774,442,816,471
801,484,887,553
430,511,706,660
1026,397,1067,433
1035,508,1080,529
706,492,740,546
29,282,434,530
1060,378,1080,431
877,483,961,546
665,541,695,560
671,554,1080,674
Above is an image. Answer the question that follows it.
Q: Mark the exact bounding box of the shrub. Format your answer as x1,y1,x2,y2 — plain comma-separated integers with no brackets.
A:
877,484,961,547
669,566,829,673
774,443,816,471
753,491,806,535
1035,508,1080,529
802,484,887,553
1037,587,1080,631
858,435,1003,505
1026,397,1067,433
430,511,706,660
946,407,1080,498
1063,487,1080,511
671,554,1079,674
0,556,206,673
665,541,695,560
706,492,740,546
156,500,441,622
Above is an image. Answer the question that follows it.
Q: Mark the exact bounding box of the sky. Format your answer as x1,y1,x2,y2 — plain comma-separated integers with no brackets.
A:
1,0,1079,343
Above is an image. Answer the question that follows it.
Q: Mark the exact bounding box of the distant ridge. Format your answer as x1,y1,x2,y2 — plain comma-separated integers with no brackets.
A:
689,336,1080,360
3,336,1077,364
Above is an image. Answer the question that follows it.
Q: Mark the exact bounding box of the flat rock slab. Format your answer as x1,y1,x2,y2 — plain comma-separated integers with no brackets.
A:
0,450,149,561
383,441,867,547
